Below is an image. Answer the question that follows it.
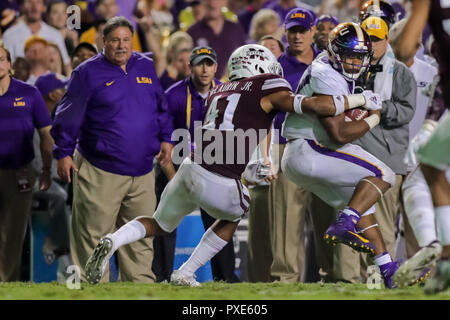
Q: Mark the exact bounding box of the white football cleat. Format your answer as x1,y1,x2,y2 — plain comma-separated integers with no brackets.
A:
394,241,442,288
170,269,201,287
85,235,115,285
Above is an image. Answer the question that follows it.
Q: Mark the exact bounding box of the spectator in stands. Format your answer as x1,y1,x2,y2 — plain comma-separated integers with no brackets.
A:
133,0,168,77
136,0,175,35
51,17,173,282
0,0,19,34
94,19,107,52
71,42,98,69
278,7,318,90
237,0,268,35
12,57,31,82
46,42,67,77
24,35,50,85
318,0,363,23
46,0,79,57
159,31,193,90
178,0,206,31
249,9,283,43
187,0,247,79
80,0,143,52
0,43,53,282
313,14,338,51
2,0,72,76
259,35,284,58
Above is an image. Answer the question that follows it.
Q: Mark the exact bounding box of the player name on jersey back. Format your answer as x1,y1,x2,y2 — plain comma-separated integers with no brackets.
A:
191,74,291,180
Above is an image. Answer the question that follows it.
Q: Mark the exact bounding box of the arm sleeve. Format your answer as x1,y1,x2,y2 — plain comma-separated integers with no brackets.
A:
310,70,348,96
261,75,292,96
155,78,174,143
50,69,90,159
32,89,52,129
381,63,417,127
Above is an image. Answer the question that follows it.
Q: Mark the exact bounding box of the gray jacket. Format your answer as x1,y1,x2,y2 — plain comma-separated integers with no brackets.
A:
354,60,417,175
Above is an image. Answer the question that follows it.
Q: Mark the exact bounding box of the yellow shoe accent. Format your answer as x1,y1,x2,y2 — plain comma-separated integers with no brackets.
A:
348,231,370,243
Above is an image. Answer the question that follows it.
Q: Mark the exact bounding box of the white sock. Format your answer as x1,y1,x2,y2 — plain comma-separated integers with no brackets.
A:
374,251,393,266
109,219,147,252
436,206,450,246
402,170,437,247
179,228,228,277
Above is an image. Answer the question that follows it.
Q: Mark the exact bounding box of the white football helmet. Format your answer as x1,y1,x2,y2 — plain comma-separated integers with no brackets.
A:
228,44,283,81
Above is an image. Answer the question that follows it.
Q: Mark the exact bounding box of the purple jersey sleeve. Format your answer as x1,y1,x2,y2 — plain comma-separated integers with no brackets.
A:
50,69,91,159
32,88,52,129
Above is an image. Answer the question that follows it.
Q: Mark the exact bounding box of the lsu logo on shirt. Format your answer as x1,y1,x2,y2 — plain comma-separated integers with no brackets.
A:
136,77,152,84
13,97,26,107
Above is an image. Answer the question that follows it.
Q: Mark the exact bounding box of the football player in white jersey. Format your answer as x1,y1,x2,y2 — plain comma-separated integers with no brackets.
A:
282,22,403,288
391,0,450,293
83,44,380,286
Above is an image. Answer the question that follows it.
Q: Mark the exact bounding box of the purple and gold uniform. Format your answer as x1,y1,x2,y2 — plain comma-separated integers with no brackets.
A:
51,52,173,176
0,78,51,169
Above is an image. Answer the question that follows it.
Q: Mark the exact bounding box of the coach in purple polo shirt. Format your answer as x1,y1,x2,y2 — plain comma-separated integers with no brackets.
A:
0,44,53,281
268,7,319,283
51,17,174,283
187,0,247,79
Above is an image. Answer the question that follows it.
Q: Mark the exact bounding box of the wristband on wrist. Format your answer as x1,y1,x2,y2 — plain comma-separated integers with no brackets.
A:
293,94,305,114
333,95,346,115
347,94,366,109
363,114,380,129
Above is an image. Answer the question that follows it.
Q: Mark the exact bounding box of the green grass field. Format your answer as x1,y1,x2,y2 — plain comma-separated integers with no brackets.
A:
0,281,449,300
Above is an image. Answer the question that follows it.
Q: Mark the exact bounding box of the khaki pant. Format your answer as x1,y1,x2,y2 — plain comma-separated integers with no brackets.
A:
268,144,309,282
0,164,35,281
71,150,156,282
247,185,274,282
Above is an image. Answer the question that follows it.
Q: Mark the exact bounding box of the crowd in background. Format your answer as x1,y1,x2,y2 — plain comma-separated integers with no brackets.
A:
0,0,443,285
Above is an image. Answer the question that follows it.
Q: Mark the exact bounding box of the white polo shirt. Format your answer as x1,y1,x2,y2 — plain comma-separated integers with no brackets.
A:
2,20,70,65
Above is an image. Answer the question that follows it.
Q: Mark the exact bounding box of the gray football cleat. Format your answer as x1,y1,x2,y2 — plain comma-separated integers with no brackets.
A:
85,235,115,285
394,241,441,288
170,269,201,287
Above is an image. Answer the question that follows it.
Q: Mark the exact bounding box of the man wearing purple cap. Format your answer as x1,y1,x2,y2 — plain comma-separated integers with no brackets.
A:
269,7,320,283
35,72,68,114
